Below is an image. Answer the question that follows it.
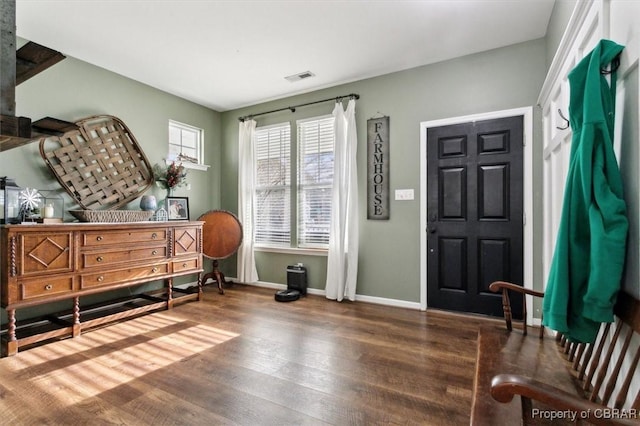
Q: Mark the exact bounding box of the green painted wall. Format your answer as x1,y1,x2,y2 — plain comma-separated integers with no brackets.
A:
8,40,221,216
545,0,578,68
220,38,548,303
1,39,221,321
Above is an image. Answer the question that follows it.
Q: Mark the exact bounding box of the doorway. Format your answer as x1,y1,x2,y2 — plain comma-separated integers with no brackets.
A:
419,108,533,320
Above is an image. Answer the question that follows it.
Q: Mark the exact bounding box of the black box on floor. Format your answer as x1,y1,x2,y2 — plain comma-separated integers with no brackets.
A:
286,264,307,295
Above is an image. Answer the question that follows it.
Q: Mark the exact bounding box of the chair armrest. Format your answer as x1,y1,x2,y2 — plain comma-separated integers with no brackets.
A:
489,281,544,298
491,374,638,426
489,281,545,336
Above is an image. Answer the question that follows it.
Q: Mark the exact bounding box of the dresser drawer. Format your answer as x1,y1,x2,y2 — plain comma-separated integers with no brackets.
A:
171,258,200,274
80,263,169,289
81,229,167,247
18,232,73,276
81,246,167,268
19,276,74,301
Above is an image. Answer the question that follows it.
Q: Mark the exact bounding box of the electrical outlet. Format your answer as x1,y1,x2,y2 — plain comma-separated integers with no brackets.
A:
395,189,414,201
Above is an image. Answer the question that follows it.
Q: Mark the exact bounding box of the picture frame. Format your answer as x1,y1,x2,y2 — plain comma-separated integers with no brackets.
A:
166,197,189,220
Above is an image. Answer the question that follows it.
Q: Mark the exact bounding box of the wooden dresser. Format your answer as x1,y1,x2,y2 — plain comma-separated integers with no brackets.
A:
0,221,203,356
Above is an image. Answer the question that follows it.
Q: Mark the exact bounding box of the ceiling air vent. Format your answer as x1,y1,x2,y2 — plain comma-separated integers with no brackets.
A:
285,71,315,83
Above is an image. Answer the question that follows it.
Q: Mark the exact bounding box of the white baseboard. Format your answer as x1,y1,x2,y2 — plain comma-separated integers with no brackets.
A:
236,278,422,310
353,294,422,310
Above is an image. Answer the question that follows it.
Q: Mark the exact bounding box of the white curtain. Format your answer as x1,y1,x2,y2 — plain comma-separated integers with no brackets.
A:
325,99,359,301
237,119,259,284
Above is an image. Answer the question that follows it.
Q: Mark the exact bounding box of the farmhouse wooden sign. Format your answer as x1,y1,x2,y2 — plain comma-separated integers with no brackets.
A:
367,116,389,220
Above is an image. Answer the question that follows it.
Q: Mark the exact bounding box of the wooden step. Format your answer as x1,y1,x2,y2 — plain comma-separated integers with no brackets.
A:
15,41,65,85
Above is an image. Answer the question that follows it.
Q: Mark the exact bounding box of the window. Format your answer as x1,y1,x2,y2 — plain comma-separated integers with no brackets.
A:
168,120,208,171
297,116,335,247
255,123,291,245
254,115,335,249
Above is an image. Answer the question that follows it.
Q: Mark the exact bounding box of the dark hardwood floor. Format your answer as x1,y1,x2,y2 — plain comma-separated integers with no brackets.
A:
0,285,499,425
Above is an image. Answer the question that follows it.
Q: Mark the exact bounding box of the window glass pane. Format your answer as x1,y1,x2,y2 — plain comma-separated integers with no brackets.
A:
168,144,181,159
297,116,334,247
169,126,181,144
298,185,332,246
254,123,291,246
181,147,197,159
181,130,197,149
255,187,291,245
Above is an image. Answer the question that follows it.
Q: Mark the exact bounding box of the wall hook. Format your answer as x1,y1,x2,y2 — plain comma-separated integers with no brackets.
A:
601,54,621,75
556,109,570,130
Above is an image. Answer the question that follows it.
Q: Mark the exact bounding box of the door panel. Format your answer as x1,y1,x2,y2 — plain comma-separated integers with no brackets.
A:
427,116,523,318
478,164,509,219
440,167,466,219
439,238,467,291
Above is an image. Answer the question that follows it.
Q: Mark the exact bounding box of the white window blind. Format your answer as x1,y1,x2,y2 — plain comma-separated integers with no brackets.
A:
254,123,291,246
297,116,335,247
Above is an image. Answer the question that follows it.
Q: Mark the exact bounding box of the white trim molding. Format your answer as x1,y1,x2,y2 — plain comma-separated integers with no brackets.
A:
538,0,597,107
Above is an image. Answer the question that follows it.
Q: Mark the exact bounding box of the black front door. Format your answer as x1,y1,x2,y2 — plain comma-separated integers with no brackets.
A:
426,116,524,318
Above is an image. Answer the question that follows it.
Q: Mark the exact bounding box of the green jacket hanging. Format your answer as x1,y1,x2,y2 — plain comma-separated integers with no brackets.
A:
542,39,628,343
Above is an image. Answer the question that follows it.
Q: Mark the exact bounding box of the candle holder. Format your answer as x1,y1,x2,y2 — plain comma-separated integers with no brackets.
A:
37,190,65,223
0,177,22,224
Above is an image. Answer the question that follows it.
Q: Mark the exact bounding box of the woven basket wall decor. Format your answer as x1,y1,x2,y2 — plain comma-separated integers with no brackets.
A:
39,115,154,211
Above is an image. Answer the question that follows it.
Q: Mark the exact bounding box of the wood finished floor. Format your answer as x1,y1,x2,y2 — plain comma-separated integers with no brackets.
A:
0,285,499,425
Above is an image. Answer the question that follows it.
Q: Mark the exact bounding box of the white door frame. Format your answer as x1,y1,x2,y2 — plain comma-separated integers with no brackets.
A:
419,106,534,325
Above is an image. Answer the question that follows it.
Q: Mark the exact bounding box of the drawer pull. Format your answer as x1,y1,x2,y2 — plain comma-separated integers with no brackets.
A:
151,233,158,239
152,250,158,255
151,267,159,273
96,236,103,241
97,276,104,282
182,263,188,268
44,284,53,291
96,256,104,263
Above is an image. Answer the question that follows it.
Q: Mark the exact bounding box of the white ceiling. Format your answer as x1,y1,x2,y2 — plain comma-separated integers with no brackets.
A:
15,0,555,112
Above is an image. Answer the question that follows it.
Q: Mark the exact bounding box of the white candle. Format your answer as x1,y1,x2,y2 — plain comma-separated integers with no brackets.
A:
44,204,54,218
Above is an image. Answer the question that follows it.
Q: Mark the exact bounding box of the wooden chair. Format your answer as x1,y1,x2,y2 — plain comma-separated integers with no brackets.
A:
197,210,243,295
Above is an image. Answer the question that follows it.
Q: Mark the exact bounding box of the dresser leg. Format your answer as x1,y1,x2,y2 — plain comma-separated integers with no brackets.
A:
167,278,174,309
6,309,17,356
197,272,203,301
72,297,81,337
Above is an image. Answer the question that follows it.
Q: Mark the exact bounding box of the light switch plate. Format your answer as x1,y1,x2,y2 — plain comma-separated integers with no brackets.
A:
395,189,414,201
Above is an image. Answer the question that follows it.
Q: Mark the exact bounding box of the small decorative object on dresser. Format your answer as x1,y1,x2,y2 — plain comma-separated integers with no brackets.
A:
37,190,64,223
17,187,43,223
139,195,157,211
154,207,168,222
0,177,22,224
167,197,189,220
153,161,188,198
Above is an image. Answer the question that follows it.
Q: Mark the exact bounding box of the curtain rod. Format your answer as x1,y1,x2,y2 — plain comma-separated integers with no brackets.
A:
238,93,360,122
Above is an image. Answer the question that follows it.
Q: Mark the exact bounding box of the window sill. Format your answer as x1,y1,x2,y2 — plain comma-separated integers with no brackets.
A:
254,246,328,256
164,159,210,172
